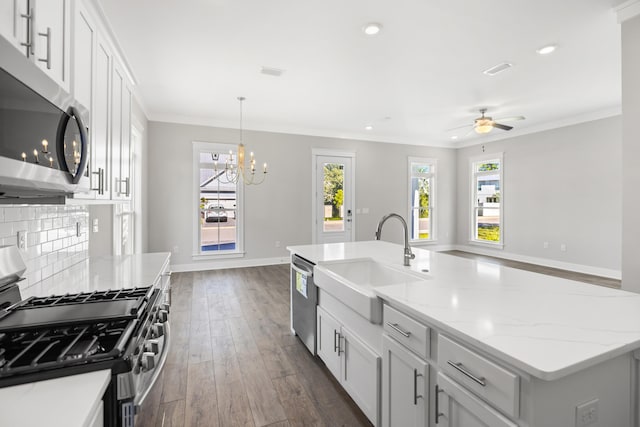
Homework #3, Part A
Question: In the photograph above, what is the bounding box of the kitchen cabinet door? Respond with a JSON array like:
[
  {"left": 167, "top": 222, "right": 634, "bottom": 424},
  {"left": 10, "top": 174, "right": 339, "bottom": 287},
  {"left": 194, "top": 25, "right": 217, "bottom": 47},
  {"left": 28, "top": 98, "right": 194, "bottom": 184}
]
[
  {"left": 316, "top": 305, "right": 341, "bottom": 380},
  {"left": 118, "top": 84, "right": 132, "bottom": 199},
  {"left": 110, "top": 59, "right": 123, "bottom": 197},
  {"left": 382, "top": 335, "right": 428, "bottom": 427},
  {"left": 92, "top": 34, "right": 111, "bottom": 199},
  {"left": 435, "top": 372, "right": 517, "bottom": 427},
  {"left": 341, "top": 326, "right": 380, "bottom": 426},
  {"left": 0, "top": 0, "right": 28, "bottom": 52},
  {"left": 111, "top": 58, "right": 132, "bottom": 200},
  {"left": 72, "top": 1, "right": 94, "bottom": 111},
  {"left": 33, "top": 0, "right": 69, "bottom": 91}
]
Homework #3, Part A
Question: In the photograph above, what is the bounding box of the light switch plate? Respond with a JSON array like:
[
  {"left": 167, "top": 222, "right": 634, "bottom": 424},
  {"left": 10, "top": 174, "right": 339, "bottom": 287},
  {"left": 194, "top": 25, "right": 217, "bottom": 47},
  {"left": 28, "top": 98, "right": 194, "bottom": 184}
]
[
  {"left": 576, "top": 399, "right": 598, "bottom": 427},
  {"left": 17, "top": 230, "right": 27, "bottom": 250}
]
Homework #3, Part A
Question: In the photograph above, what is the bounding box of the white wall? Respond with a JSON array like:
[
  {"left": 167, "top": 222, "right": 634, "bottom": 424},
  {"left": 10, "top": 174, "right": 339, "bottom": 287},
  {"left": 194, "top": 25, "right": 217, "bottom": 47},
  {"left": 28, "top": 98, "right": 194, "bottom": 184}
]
[
  {"left": 622, "top": 14, "right": 640, "bottom": 291},
  {"left": 456, "top": 116, "right": 622, "bottom": 276},
  {"left": 147, "top": 122, "right": 457, "bottom": 269}
]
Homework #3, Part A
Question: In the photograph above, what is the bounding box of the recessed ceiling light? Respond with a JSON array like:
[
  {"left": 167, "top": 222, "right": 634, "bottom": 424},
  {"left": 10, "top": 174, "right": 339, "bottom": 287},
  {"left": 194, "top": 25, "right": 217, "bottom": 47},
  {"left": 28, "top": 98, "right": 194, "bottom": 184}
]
[
  {"left": 536, "top": 44, "right": 557, "bottom": 55},
  {"left": 365, "top": 125, "right": 373, "bottom": 130},
  {"left": 363, "top": 23, "right": 383, "bottom": 36},
  {"left": 451, "top": 135, "right": 458, "bottom": 140}
]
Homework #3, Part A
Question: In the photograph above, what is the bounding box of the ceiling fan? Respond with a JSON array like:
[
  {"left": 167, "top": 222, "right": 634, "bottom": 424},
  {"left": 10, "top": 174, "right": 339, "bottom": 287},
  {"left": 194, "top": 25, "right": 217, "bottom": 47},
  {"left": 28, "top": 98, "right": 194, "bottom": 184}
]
[{"left": 450, "top": 108, "right": 525, "bottom": 135}]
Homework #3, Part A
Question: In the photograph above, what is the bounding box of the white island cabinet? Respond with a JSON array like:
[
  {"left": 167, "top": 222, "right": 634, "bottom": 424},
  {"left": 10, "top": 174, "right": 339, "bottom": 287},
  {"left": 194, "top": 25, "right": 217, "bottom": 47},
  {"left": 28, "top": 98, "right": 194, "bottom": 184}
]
[{"left": 288, "top": 241, "right": 640, "bottom": 427}]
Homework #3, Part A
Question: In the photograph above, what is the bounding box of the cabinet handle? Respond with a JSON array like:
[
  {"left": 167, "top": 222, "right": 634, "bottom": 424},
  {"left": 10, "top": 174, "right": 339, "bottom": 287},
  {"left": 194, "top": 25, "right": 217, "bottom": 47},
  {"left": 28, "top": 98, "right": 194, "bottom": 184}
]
[
  {"left": 20, "top": 7, "right": 34, "bottom": 56},
  {"left": 333, "top": 330, "right": 343, "bottom": 355},
  {"left": 91, "top": 168, "right": 105, "bottom": 193},
  {"left": 447, "top": 360, "right": 487, "bottom": 387},
  {"left": 37, "top": 27, "right": 51, "bottom": 69},
  {"left": 386, "top": 322, "right": 411, "bottom": 338},
  {"left": 125, "top": 177, "right": 130, "bottom": 197},
  {"left": 413, "top": 368, "right": 423, "bottom": 405},
  {"left": 435, "top": 384, "right": 444, "bottom": 424}
]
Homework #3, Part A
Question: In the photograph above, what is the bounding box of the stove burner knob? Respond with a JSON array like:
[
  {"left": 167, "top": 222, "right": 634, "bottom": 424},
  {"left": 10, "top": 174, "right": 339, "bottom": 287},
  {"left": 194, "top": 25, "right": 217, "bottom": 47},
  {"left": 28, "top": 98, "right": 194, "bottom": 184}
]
[
  {"left": 157, "top": 309, "right": 169, "bottom": 323},
  {"left": 152, "top": 323, "right": 165, "bottom": 338},
  {"left": 140, "top": 352, "right": 155, "bottom": 371},
  {"left": 160, "top": 303, "right": 170, "bottom": 313},
  {"left": 145, "top": 339, "right": 160, "bottom": 354}
]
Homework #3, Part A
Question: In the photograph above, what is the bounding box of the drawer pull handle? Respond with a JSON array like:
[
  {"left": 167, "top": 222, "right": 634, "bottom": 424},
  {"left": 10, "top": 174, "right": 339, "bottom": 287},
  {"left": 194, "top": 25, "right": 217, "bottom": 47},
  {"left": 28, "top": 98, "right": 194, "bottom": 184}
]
[
  {"left": 386, "top": 322, "right": 411, "bottom": 338},
  {"left": 447, "top": 360, "right": 487, "bottom": 387},
  {"left": 413, "top": 369, "right": 423, "bottom": 405},
  {"left": 435, "top": 384, "right": 444, "bottom": 424}
]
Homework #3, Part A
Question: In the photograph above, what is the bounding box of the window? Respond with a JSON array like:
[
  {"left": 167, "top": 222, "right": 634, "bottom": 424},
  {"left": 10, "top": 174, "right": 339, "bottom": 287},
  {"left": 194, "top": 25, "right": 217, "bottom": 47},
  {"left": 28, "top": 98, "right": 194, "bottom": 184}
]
[
  {"left": 471, "top": 154, "right": 503, "bottom": 245},
  {"left": 193, "top": 142, "right": 243, "bottom": 257},
  {"left": 408, "top": 158, "right": 436, "bottom": 242}
]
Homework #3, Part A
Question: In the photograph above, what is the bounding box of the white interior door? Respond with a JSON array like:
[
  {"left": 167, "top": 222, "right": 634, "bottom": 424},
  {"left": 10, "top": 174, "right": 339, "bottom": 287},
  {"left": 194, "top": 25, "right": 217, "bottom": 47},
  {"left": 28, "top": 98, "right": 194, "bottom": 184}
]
[{"left": 313, "top": 152, "right": 355, "bottom": 244}]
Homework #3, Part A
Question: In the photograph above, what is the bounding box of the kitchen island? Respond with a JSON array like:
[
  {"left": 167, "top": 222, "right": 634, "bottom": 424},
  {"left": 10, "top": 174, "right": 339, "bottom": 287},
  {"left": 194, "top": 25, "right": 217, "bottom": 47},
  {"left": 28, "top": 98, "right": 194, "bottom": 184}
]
[{"left": 288, "top": 241, "right": 640, "bottom": 427}]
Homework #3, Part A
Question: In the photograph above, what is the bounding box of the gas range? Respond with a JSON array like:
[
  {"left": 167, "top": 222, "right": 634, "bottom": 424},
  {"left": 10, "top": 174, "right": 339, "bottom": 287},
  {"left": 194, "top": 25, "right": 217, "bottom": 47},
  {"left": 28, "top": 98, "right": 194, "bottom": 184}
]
[{"left": 0, "top": 247, "right": 171, "bottom": 427}]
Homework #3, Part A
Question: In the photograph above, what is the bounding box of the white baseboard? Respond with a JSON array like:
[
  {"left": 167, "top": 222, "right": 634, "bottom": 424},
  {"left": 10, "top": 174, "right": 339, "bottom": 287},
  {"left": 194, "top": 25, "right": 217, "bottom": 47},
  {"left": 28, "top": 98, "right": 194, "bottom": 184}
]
[
  {"left": 171, "top": 256, "right": 289, "bottom": 273},
  {"left": 451, "top": 244, "right": 621, "bottom": 280}
]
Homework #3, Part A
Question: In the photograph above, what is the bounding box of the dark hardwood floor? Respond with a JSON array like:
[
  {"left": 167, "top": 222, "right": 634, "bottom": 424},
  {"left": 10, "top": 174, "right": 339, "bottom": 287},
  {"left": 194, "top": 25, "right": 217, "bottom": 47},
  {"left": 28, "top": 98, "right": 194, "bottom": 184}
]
[{"left": 135, "top": 265, "right": 372, "bottom": 427}]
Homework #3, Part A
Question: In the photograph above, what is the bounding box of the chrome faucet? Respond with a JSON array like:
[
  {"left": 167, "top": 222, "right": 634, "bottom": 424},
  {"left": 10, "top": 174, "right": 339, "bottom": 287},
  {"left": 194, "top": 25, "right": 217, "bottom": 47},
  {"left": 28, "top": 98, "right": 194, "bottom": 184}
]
[{"left": 374, "top": 213, "right": 416, "bottom": 266}]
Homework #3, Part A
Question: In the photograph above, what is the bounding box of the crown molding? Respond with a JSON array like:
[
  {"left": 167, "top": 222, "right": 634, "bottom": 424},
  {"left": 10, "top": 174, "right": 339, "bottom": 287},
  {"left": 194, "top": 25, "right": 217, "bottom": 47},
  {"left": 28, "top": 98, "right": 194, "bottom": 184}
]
[{"left": 615, "top": 0, "right": 640, "bottom": 23}]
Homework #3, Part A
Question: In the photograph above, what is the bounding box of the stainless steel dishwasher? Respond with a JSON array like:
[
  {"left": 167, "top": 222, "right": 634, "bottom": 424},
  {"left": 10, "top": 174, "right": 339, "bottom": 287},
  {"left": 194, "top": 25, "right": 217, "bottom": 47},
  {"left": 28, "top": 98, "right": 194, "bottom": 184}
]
[{"left": 291, "top": 254, "right": 318, "bottom": 355}]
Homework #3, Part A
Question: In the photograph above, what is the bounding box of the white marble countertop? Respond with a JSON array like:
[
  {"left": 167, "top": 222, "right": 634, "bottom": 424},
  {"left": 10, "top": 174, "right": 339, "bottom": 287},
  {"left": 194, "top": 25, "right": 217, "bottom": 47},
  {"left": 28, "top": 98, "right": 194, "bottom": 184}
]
[
  {"left": 0, "top": 370, "right": 111, "bottom": 427},
  {"left": 288, "top": 241, "right": 640, "bottom": 381}
]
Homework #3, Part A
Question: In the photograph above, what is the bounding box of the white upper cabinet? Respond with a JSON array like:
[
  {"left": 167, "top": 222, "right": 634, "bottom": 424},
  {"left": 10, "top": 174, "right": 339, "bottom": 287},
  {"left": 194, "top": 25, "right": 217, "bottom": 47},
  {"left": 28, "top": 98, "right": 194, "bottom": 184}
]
[
  {"left": 72, "top": 1, "right": 94, "bottom": 111},
  {"left": 32, "top": 0, "right": 69, "bottom": 90},
  {"left": 0, "top": 0, "right": 29, "bottom": 54},
  {"left": 111, "top": 59, "right": 132, "bottom": 200},
  {"left": 1, "top": 0, "right": 70, "bottom": 91}
]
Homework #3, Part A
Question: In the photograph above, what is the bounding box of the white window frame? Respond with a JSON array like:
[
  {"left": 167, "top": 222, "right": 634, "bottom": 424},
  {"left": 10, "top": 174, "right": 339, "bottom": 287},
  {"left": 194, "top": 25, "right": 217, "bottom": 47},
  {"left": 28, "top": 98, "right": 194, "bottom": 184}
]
[
  {"left": 192, "top": 141, "right": 245, "bottom": 260},
  {"left": 470, "top": 152, "right": 503, "bottom": 248},
  {"left": 408, "top": 157, "right": 437, "bottom": 243}
]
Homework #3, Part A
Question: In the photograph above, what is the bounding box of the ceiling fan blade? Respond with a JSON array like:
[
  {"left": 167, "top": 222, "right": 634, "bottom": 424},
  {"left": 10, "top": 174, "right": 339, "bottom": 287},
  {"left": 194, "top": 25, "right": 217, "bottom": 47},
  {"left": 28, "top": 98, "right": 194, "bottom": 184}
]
[
  {"left": 492, "top": 123, "right": 513, "bottom": 131},
  {"left": 446, "top": 123, "right": 473, "bottom": 132},
  {"left": 495, "top": 115, "right": 525, "bottom": 122}
]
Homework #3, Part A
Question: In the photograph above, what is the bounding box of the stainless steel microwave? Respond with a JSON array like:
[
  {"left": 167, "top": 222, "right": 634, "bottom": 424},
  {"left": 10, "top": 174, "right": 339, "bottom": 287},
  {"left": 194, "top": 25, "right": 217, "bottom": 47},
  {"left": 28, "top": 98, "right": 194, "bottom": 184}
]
[{"left": 0, "top": 36, "right": 89, "bottom": 203}]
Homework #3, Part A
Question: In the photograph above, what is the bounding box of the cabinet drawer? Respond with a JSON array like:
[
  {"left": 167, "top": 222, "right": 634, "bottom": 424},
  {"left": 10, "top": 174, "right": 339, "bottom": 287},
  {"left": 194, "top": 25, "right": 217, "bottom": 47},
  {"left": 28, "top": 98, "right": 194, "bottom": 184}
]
[
  {"left": 383, "top": 305, "right": 429, "bottom": 359},
  {"left": 437, "top": 335, "right": 519, "bottom": 418}
]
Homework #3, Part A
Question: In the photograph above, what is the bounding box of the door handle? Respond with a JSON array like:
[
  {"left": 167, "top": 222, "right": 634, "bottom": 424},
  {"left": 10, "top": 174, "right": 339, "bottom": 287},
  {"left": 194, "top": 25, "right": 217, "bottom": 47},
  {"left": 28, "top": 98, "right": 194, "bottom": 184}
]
[
  {"left": 413, "top": 369, "right": 423, "bottom": 405},
  {"left": 37, "top": 27, "right": 51, "bottom": 69}
]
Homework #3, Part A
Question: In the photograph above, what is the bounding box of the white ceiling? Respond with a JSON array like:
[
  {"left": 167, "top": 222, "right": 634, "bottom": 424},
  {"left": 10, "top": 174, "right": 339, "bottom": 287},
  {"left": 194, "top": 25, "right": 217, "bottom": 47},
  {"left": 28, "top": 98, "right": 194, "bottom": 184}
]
[{"left": 96, "top": 0, "right": 622, "bottom": 147}]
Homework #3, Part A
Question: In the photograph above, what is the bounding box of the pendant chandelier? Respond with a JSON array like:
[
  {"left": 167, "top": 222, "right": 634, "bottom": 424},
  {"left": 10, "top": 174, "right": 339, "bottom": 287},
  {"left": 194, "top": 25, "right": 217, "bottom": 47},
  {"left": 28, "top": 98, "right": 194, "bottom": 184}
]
[{"left": 214, "top": 96, "right": 267, "bottom": 185}]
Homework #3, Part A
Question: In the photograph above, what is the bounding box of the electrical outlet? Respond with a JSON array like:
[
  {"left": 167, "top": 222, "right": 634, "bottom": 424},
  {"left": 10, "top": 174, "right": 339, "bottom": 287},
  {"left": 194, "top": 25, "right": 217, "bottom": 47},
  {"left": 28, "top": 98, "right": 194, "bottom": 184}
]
[
  {"left": 17, "top": 230, "right": 27, "bottom": 250},
  {"left": 92, "top": 218, "right": 99, "bottom": 233},
  {"left": 543, "top": 241, "right": 549, "bottom": 249},
  {"left": 172, "top": 246, "right": 179, "bottom": 254},
  {"left": 576, "top": 399, "right": 598, "bottom": 427},
  {"left": 275, "top": 241, "right": 281, "bottom": 248},
  {"left": 362, "top": 208, "right": 369, "bottom": 214},
  {"left": 560, "top": 243, "right": 567, "bottom": 252}
]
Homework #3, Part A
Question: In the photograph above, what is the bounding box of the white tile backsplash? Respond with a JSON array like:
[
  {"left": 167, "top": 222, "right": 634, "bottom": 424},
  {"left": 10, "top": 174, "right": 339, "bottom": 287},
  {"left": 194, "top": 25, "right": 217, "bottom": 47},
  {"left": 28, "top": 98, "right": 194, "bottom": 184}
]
[{"left": 0, "top": 205, "right": 89, "bottom": 297}]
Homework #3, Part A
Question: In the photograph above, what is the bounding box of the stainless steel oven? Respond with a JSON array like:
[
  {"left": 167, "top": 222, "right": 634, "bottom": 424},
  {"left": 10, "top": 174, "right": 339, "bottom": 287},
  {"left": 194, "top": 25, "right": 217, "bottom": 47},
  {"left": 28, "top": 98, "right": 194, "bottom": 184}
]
[{"left": 0, "top": 247, "right": 171, "bottom": 427}]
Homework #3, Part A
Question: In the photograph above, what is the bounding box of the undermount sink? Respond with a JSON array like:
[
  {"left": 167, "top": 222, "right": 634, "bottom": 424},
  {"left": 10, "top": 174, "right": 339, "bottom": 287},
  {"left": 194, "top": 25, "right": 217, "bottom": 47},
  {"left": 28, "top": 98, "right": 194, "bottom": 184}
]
[{"left": 314, "top": 258, "right": 428, "bottom": 323}]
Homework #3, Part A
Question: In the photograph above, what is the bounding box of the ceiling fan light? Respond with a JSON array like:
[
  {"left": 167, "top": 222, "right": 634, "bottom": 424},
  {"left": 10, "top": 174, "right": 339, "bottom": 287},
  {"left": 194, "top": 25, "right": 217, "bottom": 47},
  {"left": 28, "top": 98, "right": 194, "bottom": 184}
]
[{"left": 475, "top": 119, "right": 494, "bottom": 134}]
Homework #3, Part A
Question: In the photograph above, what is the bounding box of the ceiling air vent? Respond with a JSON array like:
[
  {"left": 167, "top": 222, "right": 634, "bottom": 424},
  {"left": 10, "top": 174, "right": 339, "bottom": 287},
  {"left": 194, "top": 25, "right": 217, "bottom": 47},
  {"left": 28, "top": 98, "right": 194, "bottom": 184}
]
[
  {"left": 260, "top": 66, "right": 285, "bottom": 77},
  {"left": 482, "top": 62, "right": 513, "bottom": 76}
]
